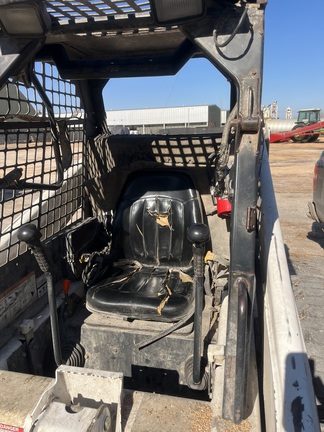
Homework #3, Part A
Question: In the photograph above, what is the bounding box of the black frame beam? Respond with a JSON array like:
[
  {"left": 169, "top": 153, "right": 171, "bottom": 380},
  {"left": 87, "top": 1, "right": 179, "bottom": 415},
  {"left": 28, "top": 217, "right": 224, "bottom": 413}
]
[
  {"left": 182, "top": 1, "right": 266, "bottom": 423},
  {"left": 38, "top": 39, "right": 198, "bottom": 79}
]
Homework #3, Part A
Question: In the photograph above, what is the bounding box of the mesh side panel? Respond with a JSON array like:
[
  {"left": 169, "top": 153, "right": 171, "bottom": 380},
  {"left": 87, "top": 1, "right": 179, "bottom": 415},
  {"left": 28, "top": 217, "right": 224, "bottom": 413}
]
[
  {"left": 0, "top": 63, "right": 85, "bottom": 267},
  {"left": 84, "top": 133, "right": 220, "bottom": 219},
  {"left": 150, "top": 135, "right": 218, "bottom": 166},
  {"left": 96, "top": 134, "right": 219, "bottom": 167}
]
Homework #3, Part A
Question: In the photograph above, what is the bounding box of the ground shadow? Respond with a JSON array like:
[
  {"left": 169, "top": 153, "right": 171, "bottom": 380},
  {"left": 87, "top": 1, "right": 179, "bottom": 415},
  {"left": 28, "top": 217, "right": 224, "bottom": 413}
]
[
  {"left": 284, "top": 244, "right": 297, "bottom": 276},
  {"left": 307, "top": 222, "right": 324, "bottom": 250},
  {"left": 284, "top": 353, "right": 321, "bottom": 430},
  {"left": 309, "top": 358, "right": 324, "bottom": 425}
]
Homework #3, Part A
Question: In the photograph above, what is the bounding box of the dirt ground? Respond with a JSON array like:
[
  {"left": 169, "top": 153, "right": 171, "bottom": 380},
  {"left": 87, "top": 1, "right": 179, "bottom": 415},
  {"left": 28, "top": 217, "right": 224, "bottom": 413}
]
[{"left": 269, "top": 138, "right": 324, "bottom": 425}]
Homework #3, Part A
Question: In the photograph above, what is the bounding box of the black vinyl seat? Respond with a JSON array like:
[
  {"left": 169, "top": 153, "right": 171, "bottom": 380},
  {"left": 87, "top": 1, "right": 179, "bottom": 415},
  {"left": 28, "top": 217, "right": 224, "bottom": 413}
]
[{"left": 86, "top": 170, "right": 205, "bottom": 322}]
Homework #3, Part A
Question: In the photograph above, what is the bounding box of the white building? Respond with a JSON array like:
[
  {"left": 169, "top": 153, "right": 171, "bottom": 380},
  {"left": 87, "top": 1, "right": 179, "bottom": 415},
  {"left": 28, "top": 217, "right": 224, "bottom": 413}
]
[{"left": 106, "top": 105, "right": 228, "bottom": 134}]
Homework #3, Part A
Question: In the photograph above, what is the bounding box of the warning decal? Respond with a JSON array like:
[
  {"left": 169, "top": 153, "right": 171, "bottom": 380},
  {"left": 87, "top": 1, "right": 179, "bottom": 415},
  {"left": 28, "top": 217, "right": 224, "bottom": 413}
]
[{"left": 0, "top": 423, "right": 23, "bottom": 432}]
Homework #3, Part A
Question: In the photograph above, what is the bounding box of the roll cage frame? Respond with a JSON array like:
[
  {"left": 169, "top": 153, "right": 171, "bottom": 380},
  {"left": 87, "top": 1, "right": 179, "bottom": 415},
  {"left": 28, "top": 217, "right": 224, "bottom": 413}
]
[{"left": 0, "top": 0, "right": 267, "bottom": 423}]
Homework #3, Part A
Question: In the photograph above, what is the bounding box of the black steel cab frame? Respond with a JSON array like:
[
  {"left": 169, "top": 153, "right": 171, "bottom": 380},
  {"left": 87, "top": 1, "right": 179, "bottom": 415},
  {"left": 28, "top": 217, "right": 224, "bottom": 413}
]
[{"left": 0, "top": 1, "right": 319, "bottom": 431}]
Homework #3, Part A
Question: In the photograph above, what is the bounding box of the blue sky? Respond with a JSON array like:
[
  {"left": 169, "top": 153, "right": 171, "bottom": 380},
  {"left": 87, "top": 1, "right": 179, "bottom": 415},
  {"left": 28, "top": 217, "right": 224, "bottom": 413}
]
[{"left": 104, "top": 1, "right": 324, "bottom": 118}]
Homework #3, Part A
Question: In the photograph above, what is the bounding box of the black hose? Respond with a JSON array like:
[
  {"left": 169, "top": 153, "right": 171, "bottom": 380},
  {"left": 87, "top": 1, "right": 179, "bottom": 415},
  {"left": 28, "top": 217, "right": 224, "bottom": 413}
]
[
  {"left": 215, "top": 103, "right": 238, "bottom": 195},
  {"left": 44, "top": 271, "right": 63, "bottom": 366},
  {"left": 136, "top": 304, "right": 195, "bottom": 349},
  {"left": 213, "top": 6, "right": 248, "bottom": 48}
]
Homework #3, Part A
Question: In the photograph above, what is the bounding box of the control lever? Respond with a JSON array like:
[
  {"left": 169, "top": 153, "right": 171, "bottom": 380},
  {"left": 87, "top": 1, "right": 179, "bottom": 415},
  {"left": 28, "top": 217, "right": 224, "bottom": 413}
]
[
  {"left": 187, "top": 223, "right": 210, "bottom": 386},
  {"left": 17, "top": 223, "right": 63, "bottom": 366}
]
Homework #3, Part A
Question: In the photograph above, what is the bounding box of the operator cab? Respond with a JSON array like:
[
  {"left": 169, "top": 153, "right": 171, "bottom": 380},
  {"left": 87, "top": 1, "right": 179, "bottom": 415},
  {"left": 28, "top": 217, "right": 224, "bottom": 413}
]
[
  {"left": 1, "top": 1, "right": 318, "bottom": 431},
  {"left": 297, "top": 108, "right": 321, "bottom": 124}
]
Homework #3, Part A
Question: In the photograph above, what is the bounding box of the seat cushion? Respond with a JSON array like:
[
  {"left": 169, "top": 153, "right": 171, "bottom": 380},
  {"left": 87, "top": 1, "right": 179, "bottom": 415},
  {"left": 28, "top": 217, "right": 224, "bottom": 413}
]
[
  {"left": 112, "top": 170, "right": 203, "bottom": 267},
  {"left": 86, "top": 170, "right": 204, "bottom": 322},
  {"left": 86, "top": 261, "right": 194, "bottom": 322}
]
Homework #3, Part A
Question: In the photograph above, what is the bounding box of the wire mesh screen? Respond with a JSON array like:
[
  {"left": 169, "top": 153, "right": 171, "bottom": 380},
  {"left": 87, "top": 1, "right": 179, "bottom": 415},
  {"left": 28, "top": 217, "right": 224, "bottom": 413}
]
[
  {"left": 84, "top": 133, "right": 220, "bottom": 219},
  {"left": 0, "top": 63, "right": 85, "bottom": 267},
  {"left": 45, "top": 0, "right": 151, "bottom": 21}
]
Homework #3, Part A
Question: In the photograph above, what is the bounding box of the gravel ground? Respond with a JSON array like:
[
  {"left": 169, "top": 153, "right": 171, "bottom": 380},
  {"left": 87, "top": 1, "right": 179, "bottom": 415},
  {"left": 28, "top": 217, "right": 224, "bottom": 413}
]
[{"left": 269, "top": 138, "right": 324, "bottom": 427}]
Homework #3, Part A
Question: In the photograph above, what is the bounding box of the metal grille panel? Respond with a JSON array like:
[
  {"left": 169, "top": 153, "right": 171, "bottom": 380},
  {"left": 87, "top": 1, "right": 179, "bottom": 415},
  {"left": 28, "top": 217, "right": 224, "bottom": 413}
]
[
  {"left": 45, "top": 0, "right": 151, "bottom": 21},
  {"left": 0, "top": 63, "right": 85, "bottom": 267}
]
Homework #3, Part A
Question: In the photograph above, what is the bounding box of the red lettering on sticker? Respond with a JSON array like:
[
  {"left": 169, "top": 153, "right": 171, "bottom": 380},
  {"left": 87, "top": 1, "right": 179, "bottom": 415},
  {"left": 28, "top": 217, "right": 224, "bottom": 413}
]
[{"left": 0, "top": 423, "right": 23, "bottom": 432}]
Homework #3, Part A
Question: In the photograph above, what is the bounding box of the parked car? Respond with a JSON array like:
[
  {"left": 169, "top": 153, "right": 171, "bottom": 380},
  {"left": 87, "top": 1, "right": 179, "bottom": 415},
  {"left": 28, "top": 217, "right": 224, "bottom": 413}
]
[{"left": 308, "top": 150, "right": 324, "bottom": 222}]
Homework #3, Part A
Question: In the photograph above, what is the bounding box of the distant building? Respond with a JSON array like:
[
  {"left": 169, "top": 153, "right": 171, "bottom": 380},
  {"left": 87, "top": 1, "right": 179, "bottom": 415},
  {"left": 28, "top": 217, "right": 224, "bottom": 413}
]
[{"left": 106, "top": 105, "right": 228, "bottom": 134}]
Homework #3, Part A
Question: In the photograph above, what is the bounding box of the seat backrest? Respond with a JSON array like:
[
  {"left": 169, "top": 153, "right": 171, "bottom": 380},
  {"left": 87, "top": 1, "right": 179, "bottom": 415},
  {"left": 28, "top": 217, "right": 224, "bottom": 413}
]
[{"left": 112, "top": 170, "right": 204, "bottom": 267}]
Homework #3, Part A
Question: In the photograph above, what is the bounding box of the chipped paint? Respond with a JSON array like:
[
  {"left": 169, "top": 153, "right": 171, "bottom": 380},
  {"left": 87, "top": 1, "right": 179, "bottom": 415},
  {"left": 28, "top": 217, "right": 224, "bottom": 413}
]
[
  {"left": 157, "top": 295, "right": 170, "bottom": 315},
  {"left": 179, "top": 271, "right": 193, "bottom": 283},
  {"left": 165, "top": 284, "right": 172, "bottom": 296},
  {"left": 108, "top": 260, "right": 142, "bottom": 285},
  {"left": 136, "top": 224, "right": 144, "bottom": 239},
  {"left": 157, "top": 269, "right": 172, "bottom": 314},
  {"left": 156, "top": 269, "right": 193, "bottom": 314},
  {"left": 146, "top": 208, "right": 173, "bottom": 230}
]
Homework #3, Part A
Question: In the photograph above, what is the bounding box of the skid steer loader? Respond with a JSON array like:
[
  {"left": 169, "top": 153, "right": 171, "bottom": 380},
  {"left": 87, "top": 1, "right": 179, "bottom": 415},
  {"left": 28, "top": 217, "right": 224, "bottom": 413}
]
[{"left": 0, "top": 0, "right": 319, "bottom": 430}]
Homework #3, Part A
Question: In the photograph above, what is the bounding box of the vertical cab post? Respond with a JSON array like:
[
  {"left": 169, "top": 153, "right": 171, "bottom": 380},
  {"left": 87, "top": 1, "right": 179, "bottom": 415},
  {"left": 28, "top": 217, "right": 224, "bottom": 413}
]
[{"left": 182, "top": 1, "right": 267, "bottom": 422}]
